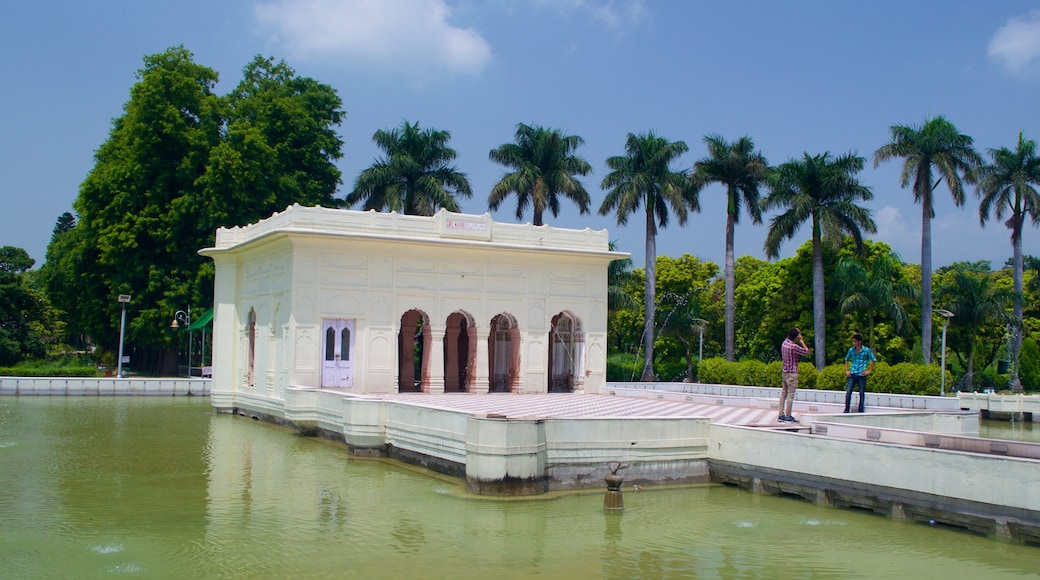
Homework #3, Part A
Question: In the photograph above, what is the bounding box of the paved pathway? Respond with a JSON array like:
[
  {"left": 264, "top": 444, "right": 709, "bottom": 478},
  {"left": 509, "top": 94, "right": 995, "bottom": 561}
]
[{"left": 363, "top": 393, "right": 798, "bottom": 428}]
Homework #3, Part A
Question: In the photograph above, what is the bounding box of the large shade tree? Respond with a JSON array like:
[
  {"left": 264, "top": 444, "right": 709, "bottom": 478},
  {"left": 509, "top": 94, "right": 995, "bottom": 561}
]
[
  {"left": 975, "top": 131, "right": 1040, "bottom": 391},
  {"left": 487, "top": 123, "right": 592, "bottom": 226},
  {"left": 763, "top": 152, "right": 876, "bottom": 369},
  {"left": 346, "top": 120, "right": 472, "bottom": 215},
  {"left": 874, "top": 116, "right": 981, "bottom": 364},
  {"left": 59, "top": 46, "right": 345, "bottom": 374},
  {"left": 691, "top": 135, "right": 768, "bottom": 361},
  {"left": 599, "top": 132, "right": 698, "bottom": 381}
]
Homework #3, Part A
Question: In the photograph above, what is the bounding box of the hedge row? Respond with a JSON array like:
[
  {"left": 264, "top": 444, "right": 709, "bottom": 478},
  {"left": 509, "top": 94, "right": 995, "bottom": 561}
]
[
  {"left": 0, "top": 367, "right": 103, "bottom": 378},
  {"left": 698, "top": 357, "right": 949, "bottom": 396}
]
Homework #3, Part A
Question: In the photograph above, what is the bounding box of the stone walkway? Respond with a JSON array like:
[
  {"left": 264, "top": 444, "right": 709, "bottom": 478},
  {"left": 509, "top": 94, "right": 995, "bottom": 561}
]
[{"left": 362, "top": 393, "right": 797, "bottom": 428}]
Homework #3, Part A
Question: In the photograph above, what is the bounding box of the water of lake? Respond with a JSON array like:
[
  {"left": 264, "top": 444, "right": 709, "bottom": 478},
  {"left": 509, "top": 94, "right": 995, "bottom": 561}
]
[{"left": 1, "top": 397, "right": 1036, "bottom": 578}]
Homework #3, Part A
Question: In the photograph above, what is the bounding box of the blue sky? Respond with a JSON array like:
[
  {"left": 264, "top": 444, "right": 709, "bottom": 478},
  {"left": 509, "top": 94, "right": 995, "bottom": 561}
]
[{"left": 3, "top": 1, "right": 1039, "bottom": 270}]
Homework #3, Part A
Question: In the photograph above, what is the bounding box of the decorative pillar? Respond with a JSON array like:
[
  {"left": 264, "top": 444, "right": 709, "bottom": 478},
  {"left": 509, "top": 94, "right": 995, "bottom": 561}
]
[
  {"left": 474, "top": 327, "right": 490, "bottom": 394},
  {"left": 427, "top": 324, "right": 445, "bottom": 394}
]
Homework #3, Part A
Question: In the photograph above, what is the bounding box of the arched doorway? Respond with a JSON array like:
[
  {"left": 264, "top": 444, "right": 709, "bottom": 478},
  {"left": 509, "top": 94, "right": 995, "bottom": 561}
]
[
  {"left": 488, "top": 313, "right": 520, "bottom": 393},
  {"left": 398, "top": 309, "right": 431, "bottom": 393},
  {"left": 549, "top": 311, "right": 584, "bottom": 392},
  {"left": 444, "top": 311, "right": 476, "bottom": 393}
]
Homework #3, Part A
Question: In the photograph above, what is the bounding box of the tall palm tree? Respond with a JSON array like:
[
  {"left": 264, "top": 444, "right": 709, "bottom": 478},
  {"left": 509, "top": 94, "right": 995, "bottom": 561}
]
[
  {"left": 345, "top": 120, "right": 472, "bottom": 215},
  {"left": 599, "top": 132, "right": 698, "bottom": 381},
  {"left": 488, "top": 124, "right": 592, "bottom": 226},
  {"left": 763, "top": 152, "right": 876, "bottom": 369},
  {"left": 691, "top": 135, "right": 768, "bottom": 361},
  {"left": 936, "top": 269, "right": 1017, "bottom": 390},
  {"left": 833, "top": 252, "right": 918, "bottom": 351},
  {"left": 976, "top": 131, "right": 1040, "bottom": 391},
  {"left": 874, "top": 116, "right": 981, "bottom": 364}
]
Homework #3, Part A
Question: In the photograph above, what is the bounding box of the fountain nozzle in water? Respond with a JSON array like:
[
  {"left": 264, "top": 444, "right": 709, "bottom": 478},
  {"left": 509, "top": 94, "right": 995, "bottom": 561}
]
[{"left": 604, "top": 461, "right": 624, "bottom": 511}]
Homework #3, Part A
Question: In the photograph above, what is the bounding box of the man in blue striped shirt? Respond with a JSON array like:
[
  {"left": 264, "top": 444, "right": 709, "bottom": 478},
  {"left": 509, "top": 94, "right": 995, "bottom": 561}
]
[{"left": 844, "top": 333, "right": 876, "bottom": 413}]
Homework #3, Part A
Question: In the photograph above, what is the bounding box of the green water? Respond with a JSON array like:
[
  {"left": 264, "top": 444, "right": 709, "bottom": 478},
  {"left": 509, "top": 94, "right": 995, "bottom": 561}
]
[{"left": 1, "top": 397, "right": 1037, "bottom": 579}]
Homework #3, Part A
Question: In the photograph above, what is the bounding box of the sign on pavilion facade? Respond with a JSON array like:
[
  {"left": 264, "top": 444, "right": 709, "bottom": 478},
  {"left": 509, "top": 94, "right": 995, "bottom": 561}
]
[{"left": 200, "top": 205, "right": 626, "bottom": 403}]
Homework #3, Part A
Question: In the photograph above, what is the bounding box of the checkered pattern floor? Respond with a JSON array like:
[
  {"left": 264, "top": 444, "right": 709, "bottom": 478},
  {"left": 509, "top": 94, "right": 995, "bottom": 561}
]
[{"left": 359, "top": 393, "right": 798, "bottom": 428}]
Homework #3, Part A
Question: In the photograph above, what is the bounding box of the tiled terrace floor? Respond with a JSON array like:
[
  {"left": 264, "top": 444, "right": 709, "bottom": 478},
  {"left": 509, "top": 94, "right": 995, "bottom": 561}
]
[{"left": 361, "top": 393, "right": 797, "bottom": 428}]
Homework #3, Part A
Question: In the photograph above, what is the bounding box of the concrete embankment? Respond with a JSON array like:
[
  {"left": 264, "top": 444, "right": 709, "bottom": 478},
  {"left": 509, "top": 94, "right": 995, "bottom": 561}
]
[{"left": 0, "top": 377, "right": 210, "bottom": 396}]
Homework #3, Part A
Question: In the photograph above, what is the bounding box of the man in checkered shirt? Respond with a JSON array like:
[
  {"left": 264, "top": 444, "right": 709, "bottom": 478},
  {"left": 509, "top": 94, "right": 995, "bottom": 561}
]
[{"left": 779, "top": 328, "right": 810, "bottom": 422}]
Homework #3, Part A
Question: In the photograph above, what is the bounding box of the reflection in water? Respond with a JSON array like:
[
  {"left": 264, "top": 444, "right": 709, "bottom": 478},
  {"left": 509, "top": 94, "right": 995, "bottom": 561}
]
[
  {"left": 981, "top": 418, "right": 1040, "bottom": 443},
  {"left": 1, "top": 397, "right": 1038, "bottom": 578}
]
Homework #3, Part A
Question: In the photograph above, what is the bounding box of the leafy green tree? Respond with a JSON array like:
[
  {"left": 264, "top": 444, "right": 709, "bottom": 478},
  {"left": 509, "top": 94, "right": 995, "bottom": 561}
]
[
  {"left": 656, "top": 254, "right": 718, "bottom": 381},
  {"left": 730, "top": 255, "right": 794, "bottom": 361},
  {"left": 691, "top": 135, "right": 768, "bottom": 362},
  {"left": 763, "top": 152, "right": 876, "bottom": 369},
  {"left": 599, "top": 132, "right": 698, "bottom": 381},
  {"left": 976, "top": 131, "right": 1040, "bottom": 391},
  {"left": 0, "top": 247, "right": 48, "bottom": 364},
  {"left": 199, "top": 55, "right": 344, "bottom": 227},
  {"left": 488, "top": 124, "right": 592, "bottom": 226},
  {"left": 936, "top": 267, "right": 1017, "bottom": 389},
  {"left": 833, "top": 251, "right": 918, "bottom": 358},
  {"left": 39, "top": 213, "right": 85, "bottom": 348},
  {"left": 874, "top": 116, "right": 982, "bottom": 364},
  {"left": 346, "top": 120, "right": 472, "bottom": 215},
  {"left": 73, "top": 46, "right": 223, "bottom": 372},
  {"left": 59, "top": 46, "right": 346, "bottom": 374}
]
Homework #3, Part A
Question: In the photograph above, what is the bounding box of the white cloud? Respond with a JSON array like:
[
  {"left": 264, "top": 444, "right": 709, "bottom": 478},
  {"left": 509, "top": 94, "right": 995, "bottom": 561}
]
[
  {"left": 254, "top": 0, "right": 492, "bottom": 76},
  {"left": 874, "top": 206, "right": 919, "bottom": 260},
  {"left": 988, "top": 11, "right": 1040, "bottom": 75},
  {"left": 533, "top": 0, "right": 646, "bottom": 30}
]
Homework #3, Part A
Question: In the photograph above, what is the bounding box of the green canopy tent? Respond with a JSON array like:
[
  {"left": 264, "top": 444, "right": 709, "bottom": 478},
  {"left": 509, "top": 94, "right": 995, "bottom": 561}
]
[{"left": 188, "top": 309, "right": 214, "bottom": 377}]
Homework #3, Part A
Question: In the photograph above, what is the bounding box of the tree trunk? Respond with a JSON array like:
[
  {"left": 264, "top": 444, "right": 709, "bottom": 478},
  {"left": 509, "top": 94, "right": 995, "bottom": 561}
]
[
  {"left": 1011, "top": 219, "right": 1024, "bottom": 392},
  {"left": 724, "top": 212, "right": 736, "bottom": 362},
  {"left": 812, "top": 231, "right": 826, "bottom": 370},
  {"left": 921, "top": 203, "right": 933, "bottom": 365},
  {"left": 641, "top": 207, "right": 657, "bottom": 382}
]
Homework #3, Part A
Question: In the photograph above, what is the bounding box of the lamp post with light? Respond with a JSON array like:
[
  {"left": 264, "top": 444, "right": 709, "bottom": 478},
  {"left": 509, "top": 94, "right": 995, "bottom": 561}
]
[
  {"left": 171, "top": 308, "right": 192, "bottom": 378},
  {"left": 935, "top": 308, "right": 954, "bottom": 396},
  {"left": 116, "top": 294, "right": 131, "bottom": 378}
]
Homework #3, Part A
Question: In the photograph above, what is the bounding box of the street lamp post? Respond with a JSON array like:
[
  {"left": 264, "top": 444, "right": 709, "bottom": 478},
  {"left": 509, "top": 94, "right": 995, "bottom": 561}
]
[
  {"left": 692, "top": 318, "right": 707, "bottom": 364},
  {"left": 172, "top": 307, "right": 192, "bottom": 378},
  {"left": 935, "top": 309, "right": 954, "bottom": 396},
  {"left": 117, "top": 294, "right": 131, "bottom": 378}
]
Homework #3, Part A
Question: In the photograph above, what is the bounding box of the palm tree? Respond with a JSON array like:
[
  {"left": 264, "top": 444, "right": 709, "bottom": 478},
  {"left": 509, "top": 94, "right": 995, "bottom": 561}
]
[
  {"left": 936, "top": 269, "right": 1017, "bottom": 390},
  {"left": 976, "top": 131, "right": 1040, "bottom": 391},
  {"left": 763, "top": 152, "right": 876, "bottom": 369},
  {"left": 488, "top": 124, "right": 592, "bottom": 226},
  {"left": 833, "top": 252, "right": 918, "bottom": 351},
  {"left": 874, "top": 116, "right": 981, "bottom": 364},
  {"left": 599, "top": 132, "right": 698, "bottom": 381},
  {"left": 345, "top": 120, "right": 472, "bottom": 215},
  {"left": 691, "top": 134, "right": 768, "bottom": 361}
]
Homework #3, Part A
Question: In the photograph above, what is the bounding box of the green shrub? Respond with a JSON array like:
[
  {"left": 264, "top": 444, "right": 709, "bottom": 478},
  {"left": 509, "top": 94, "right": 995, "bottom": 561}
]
[
  {"left": 0, "top": 366, "right": 102, "bottom": 377},
  {"left": 655, "top": 358, "right": 689, "bottom": 382},
  {"left": 763, "top": 361, "right": 782, "bottom": 387},
  {"left": 675, "top": 357, "right": 944, "bottom": 395},
  {"left": 737, "top": 360, "right": 767, "bottom": 386},
  {"left": 606, "top": 353, "right": 643, "bottom": 382},
  {"left": 698, "top": 357, "right": 740, "bottom": 385}
]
